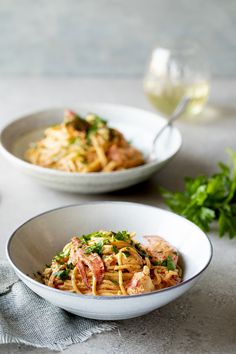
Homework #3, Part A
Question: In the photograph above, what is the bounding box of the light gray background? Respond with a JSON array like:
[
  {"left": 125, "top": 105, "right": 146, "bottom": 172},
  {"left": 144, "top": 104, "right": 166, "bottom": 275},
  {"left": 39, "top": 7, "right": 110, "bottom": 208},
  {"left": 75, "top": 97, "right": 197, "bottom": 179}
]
[
  {"left": 0, "top": 1, "right": 236, "bottom": 353},
  {"left": 0, "top": 0, "right": 236, "bottom": 77}
]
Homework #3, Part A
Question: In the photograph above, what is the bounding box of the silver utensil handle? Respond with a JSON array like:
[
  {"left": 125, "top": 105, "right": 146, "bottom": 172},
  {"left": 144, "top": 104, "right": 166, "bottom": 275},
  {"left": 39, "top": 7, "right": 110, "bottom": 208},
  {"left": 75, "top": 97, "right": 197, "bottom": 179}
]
[{"left": 152, "top": 96, "right": 190, "bottom": 148}]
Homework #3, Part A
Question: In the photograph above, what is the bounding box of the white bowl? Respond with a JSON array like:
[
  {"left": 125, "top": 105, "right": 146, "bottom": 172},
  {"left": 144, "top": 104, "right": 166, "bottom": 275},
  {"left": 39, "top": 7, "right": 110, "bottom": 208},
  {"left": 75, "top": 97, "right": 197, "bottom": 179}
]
[
  {"left": 7, "top": 202, "right": 212, "bottom": 320},
  {"left": 0, "top": 103, "right": 182, "bottom": 193}
]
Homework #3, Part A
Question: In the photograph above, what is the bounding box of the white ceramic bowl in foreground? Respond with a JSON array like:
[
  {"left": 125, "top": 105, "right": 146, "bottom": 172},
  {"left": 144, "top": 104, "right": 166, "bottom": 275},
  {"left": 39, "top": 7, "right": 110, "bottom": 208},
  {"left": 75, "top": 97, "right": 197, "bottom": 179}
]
[
  {"left": 7, "top": 202, "right": 212, "bottom": 320},
  {"left": 0, "top": 103, "right": 182, "bottom": 193}
]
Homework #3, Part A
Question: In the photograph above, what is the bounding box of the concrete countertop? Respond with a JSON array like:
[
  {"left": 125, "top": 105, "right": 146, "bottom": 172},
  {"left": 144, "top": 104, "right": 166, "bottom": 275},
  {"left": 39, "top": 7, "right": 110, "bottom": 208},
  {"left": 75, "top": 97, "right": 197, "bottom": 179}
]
[{"left": 0, "top": 78, "right": 236, "bottom": 354}]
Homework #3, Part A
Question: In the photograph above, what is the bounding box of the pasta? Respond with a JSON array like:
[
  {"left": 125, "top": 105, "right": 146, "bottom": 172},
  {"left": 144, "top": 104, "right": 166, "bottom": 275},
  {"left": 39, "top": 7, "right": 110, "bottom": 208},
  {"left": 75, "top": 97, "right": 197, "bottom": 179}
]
[
  {"left": 25, "top": 110, "right": 144, "bottom": 172},
  {"left": 40, "top": 231, "right": 182, "bottom": 296}
]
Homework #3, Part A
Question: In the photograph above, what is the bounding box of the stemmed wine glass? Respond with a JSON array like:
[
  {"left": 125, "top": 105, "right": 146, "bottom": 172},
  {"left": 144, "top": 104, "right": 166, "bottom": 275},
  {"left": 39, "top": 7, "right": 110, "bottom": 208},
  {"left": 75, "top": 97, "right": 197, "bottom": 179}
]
[{"left": 144, "top": 41, "right": 210, "bottom": 119}]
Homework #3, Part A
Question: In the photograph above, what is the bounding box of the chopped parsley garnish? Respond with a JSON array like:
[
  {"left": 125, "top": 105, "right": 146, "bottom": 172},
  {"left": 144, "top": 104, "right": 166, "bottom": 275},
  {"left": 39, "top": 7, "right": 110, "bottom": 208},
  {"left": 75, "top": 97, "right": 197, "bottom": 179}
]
[
  {"left": 52, "top": 247, "right": 70, "bottom": 262},
  {"left": 64, "top": 113, "right": 90, "bottom": 131},
  {"left": 151, "top": 260, "right": 161, "bottom": 266},
  {"left": 91, "top": 115, "right": 107, "bottom": 126},
  {"left": 86, "top": 115, "right": 107, "bottom": 143},
  {"left": 81, "top": 231, "right": 104, "bottom": 243},
  {"left": 54, "top": 269, "right": 69, "bottom": 281},
  {"left": 166, "top": 256, "right": 176, "bottom": 270},
  {"left": 162, "top": 256, "right": 176, "bottom": 271},
  {"left": 112, "top": 245, "right": 119, "bottom": 254},
  {"left": 114, "top": 231, "right": 130, "bottom": 241},
  {"left": 68, "top": 137, "right": 80, "bottom": 145},
  {"left": 86, "top": 125, "right": 98, "bottom": 143},
  {"left": 52, "top": 251, "right": 65, "bottom": 263},
  {"left": 123, "top": 251, "right": 130, "bottom": 258},
  {"left": 103, "top": 238, "right": 111, "bottom": 245},
  {"left": 152, "top": 256, "right": 176, "bottom": 270},
  {"left": 84, "top": 241, "right": 104, "bottom": 255},
  {"left": 81, "top": 234, "right": 92, "bottom": 243},
  {"left": 66, "top": 262, "right": 74, "bottom": 270},
  {"left": 134, "top": 243, "right": 148, "bottom": 258}
]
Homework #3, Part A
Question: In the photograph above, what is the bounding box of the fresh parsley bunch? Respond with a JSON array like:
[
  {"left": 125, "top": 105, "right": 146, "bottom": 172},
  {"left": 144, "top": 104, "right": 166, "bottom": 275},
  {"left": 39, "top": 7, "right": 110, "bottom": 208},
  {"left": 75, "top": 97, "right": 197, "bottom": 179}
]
[{"left": 161, "top": 149, "right": 236, "bottom": 238}]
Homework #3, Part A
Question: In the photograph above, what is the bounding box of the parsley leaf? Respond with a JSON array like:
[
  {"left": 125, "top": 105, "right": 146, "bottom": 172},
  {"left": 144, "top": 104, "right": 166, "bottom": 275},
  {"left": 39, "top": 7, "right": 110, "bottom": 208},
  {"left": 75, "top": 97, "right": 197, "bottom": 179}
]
[
  {"left": 86, "top": 125, "right": 98, "bottom": 143},
  {"left": 52, "top": 251, "right": 66, "bottom": 263},
  {"left": 219, "top": 205, "right": 236, "bottom": 239},
  {"left": 122, "top": 251, "right": 130, "bottom": 257},
  {"left": 66, "top": 262, "right": 74, "bottom": 270},
  {"left": 134, "top": 243, "right": 148, "bottom": 258},
  {"left": 166, "top": 256, "right": 176, "bottom": 271},
  {"left": 90, "top": 115, "right": 107, "bottom": 126},
  {"left": 112, "top": 245, "right": 119, "bottom": 254},
  {"left": 161, "top": 148, "right": 236, "bottom": 239},
  {"left": 54, "top": 269, "right": 69, "bottom": 281},
  {"left": 84, "top": 241, "right": 104, "bottom": 255},
  {"left": 114, "top": 231, "right": 130, "bottom": 241},
  {"left": 151, "top": 260, "right": 161, "bottom": 266},
  {"left": 81, "top": 234, "right": 92, "bottom": 243},
  {"left": 160, "top": 256, "right": 176, "bottom": 270},
  {"left": 86, "top": 114, "right": 107, "bottom": 143},
  {"left": 81, "top": 232, "right": 104, "bottom": 244},
  {"left": 68, "top": 137, "right": 80, "bottom": 145}
]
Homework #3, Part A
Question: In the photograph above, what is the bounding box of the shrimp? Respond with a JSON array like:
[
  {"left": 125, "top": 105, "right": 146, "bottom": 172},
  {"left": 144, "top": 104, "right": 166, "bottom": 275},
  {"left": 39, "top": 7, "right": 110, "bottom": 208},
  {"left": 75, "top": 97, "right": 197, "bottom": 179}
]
[
  {"left": 69, "top": 237, "right": 105, "bottom": 289},
  {"left": 143, "top": 236, "right": 178, "bottom": 265},
  {"left": 127, "top": 266, "right": 155, "bottom": 295},
  {"left": 108, "top": 144, "right": 144, "bottom": 169}
]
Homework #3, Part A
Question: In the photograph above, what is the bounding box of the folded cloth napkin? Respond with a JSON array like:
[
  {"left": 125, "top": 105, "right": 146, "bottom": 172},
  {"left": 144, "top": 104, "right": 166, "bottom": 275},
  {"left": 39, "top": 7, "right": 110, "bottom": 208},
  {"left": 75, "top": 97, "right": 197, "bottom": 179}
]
[{"left": 0, "top": 260, "right": 116, "bottom": 351}]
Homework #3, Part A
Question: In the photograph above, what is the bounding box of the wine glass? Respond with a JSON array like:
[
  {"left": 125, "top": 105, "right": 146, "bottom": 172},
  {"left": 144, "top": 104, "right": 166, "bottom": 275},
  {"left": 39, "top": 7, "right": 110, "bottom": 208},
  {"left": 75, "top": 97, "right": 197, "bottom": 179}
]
[{"left": 144, "top": 41, "right": 210, "bottom": 118}]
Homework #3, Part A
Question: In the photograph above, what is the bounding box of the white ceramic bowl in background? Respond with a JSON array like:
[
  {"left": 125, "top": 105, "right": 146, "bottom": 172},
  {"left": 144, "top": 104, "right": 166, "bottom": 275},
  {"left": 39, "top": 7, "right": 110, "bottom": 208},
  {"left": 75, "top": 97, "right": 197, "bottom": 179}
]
[
  {"left": 7, "top": 202, "right": 212, "bottom": 320},
  {"left": 0, "top": 103, "right": 182, "bottom": 193}
]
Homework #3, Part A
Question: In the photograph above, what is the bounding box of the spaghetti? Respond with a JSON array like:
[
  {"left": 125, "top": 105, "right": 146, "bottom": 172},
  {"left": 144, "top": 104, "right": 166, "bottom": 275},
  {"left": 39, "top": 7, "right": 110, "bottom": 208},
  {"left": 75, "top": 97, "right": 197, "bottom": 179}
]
[
  {"left": 41, "top": 231, "right": 182, "bottom": 296},
  {"left": 25, "top": 110, "right": 144, "bottom": 172}
]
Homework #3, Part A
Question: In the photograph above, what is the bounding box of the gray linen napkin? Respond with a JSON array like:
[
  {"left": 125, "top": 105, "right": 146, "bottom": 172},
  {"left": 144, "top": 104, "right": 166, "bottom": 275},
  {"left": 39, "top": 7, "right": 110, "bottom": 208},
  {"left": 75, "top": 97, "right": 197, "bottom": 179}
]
[{"left": 0, "top": 260, "right": 116, "bottom": 351}]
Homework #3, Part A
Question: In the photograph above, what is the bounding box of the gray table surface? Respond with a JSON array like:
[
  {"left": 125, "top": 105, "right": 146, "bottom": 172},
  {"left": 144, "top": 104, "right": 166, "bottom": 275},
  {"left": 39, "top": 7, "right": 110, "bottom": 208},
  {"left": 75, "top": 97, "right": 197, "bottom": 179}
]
[{"left": 0, "top": 78, "right": 236, "bottom": 354}]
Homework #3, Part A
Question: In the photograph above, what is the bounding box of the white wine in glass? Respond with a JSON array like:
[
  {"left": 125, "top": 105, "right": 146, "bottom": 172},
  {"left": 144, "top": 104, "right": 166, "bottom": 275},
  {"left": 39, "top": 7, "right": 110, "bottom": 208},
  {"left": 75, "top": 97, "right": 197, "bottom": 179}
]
[{"left": 144, "top": 44, "right": 210, "bottom": 118}]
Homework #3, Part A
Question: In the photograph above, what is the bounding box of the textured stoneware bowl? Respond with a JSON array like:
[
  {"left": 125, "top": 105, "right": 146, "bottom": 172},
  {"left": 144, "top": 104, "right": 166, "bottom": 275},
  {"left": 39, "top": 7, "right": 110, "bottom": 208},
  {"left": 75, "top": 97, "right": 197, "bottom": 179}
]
[
  {"left": 0, "top": 103, "right": 182, "bottom": 193},
  {"left": 7, "top": 202, "right": 212, "bottom": 320}
]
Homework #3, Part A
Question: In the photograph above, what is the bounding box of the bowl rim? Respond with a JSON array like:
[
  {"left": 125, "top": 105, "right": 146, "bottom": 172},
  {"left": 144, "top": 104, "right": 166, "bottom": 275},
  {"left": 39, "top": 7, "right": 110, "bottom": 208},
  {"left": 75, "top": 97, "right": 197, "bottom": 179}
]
[
  {"left": 6, "top": 201, "right": 213, "bottom": 301},
  {"left": 0, "top": 103, "right": 182, "bottom": 178}
]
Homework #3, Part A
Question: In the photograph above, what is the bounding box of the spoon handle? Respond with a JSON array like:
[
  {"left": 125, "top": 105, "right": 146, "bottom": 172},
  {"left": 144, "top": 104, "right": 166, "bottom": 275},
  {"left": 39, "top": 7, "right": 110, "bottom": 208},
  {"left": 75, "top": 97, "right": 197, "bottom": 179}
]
[{"left": 150, "top": 96, "right": 190, "bottom": 156}]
